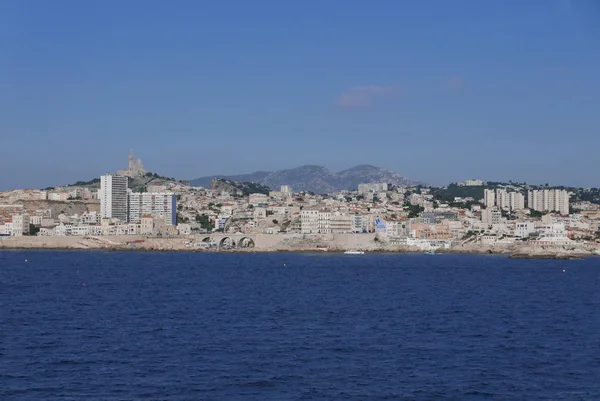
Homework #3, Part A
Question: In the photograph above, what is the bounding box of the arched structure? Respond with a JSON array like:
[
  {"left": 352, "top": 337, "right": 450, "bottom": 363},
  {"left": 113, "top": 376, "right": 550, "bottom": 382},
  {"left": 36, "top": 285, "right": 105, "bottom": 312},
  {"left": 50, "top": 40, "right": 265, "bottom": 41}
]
[
  {"left": 238, "top": 237, "right": 256, "bottom": 248},
  {"left": 219, "top": 237, "right": 236, "bottom": 249}
]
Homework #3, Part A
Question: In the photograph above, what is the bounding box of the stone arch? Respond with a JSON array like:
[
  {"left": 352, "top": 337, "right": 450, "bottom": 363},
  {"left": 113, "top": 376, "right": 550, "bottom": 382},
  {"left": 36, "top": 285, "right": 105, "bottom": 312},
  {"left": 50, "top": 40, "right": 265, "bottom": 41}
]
[
  {"left": 219, "top": 237, "right": 236, "bottom": 249},
  {"left": 238, "top": 237, "right": 256, "bottom": 248}
]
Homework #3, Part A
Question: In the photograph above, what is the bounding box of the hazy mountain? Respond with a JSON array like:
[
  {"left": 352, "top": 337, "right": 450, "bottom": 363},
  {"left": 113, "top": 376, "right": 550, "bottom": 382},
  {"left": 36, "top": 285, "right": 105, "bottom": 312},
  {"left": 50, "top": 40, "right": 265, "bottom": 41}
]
[{"left": 190, "top": 165, "right": 420, "bottom": 193}]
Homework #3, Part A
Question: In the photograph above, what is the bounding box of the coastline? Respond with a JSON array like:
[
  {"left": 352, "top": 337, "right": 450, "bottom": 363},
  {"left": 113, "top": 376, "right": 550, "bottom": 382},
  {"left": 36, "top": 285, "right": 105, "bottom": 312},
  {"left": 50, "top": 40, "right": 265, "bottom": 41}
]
[{"left": 1, "top": 235, "right": 596, "bottom": 259}]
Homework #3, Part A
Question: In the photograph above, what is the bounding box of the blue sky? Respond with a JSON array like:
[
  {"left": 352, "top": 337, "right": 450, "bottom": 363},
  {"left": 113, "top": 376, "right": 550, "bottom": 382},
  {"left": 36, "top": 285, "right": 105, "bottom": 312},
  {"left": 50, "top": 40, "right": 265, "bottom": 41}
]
[{"left": 1, "top": 0, "right": 599, "bottom": 190}]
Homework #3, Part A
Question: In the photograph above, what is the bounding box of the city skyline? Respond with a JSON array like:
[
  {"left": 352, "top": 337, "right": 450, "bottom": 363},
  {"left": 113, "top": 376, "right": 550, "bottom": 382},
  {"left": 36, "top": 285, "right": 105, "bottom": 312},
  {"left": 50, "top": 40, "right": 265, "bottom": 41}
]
[{"left": 1, "top": 1, "right": 599, "bottom": 190}]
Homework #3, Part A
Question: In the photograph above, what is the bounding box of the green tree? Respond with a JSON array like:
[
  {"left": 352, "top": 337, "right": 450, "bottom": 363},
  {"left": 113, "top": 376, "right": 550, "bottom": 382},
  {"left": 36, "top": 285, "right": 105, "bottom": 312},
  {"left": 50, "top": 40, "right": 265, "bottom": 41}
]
[
  {"left": 195, "top": 213, "right": 213, "bottom": 231},
  {"left": 28, "top": 224, "right": 40, "bottom": 236},
  {"left": 272, "top": 219, "right": 279, "bottom": 225}
]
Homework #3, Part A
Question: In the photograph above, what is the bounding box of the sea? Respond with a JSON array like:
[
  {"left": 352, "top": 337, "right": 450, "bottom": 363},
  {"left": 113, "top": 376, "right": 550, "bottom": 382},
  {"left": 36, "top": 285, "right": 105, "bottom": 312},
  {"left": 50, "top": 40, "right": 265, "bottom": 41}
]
[{"left": 1, "top": 251, "right": 599, "bottom": 400}]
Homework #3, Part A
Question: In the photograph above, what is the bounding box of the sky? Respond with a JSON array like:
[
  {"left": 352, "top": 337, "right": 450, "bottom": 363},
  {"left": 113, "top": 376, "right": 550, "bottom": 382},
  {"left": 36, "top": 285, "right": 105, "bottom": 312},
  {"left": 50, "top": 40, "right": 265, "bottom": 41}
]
[{"left": 1, "top": 0, "right": 599, "bottom": 190}]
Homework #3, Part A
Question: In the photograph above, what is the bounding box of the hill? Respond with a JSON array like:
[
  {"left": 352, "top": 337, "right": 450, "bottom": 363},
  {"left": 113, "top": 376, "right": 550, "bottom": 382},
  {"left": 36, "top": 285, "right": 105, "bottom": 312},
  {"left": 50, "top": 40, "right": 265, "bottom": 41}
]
[
  {"left": 191, "top": 165, "right": 420, "bottom": 194},
  {"left": 49, "top": 172, "right": 189, "bottom": 192}
]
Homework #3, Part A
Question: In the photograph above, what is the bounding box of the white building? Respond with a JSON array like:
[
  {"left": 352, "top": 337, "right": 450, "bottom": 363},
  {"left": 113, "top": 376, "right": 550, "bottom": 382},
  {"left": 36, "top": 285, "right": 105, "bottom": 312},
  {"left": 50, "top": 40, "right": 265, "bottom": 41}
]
[
  {"left": 508, "top": 192, "right": 525, "bottom": 211},
  {"left": 300, "top": 209, "right": 320, "bottom": 234},
  {"left": 100, "top": 174, "right": 128, "bottom": 221},
  {"left": 515, "top": 222, "right": 535, "bottom": 238},
  {"left": 482, "top": 206, "right": 502, "bottom": 226},
  {"left": 485, "top": 189, "right": 525, "bottom": 211},
  {"left": 214, "top": 216, "right": 228, "bottom": 231},
  {"left": 329, "top": 212, "right": 353, "bottom": 234},
  {"left": 528, "top": 189, "right": 570, "bottom": 215},
  {"left": 535, "top": 223, "right": 572, "bottom": 246},
  {"left": 280, "top": 185, "right": 292, "bottom": 194},
  {"left": 358, "top": 183, "right": 389, "bottom": 195},
  {"left": 248, "top": 193, "right": 269, "bottom": 205},
  {"left": 128, "top": 192, "right": 177, "bottom": 225},
  {"left": 10, "top": 214, "right": 30, "bottom": 236},
  {"left": 484, "top": 189, "right": 495, "bottom": 209},
  {"left": 464, "top": 179, "right": 484, "bottom": 186}
]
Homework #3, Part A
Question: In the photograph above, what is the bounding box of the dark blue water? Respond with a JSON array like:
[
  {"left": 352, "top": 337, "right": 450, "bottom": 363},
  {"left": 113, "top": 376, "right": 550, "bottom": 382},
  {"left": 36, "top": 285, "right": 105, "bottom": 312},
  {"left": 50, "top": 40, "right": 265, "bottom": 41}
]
[{"left": 1, "top": 251, "right": 600, "bottom": 400}]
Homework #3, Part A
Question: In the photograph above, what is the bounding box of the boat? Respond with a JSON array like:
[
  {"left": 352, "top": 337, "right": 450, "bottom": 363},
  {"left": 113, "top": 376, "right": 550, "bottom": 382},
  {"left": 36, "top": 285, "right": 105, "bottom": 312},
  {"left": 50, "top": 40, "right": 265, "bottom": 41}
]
[
  {"left": 344, "top": 233, "right": 365, "bottom": 254},
  {"left": 344, "top": 250, "right": 365, "bottom": 255},
  {"left": 424, "top": 251, "right": 436, "bottom": 255}
]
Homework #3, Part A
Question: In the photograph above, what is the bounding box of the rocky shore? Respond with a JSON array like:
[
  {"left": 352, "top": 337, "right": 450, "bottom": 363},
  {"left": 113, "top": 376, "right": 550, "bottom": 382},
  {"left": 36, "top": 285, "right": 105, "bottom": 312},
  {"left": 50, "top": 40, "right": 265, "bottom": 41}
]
[{"left": 1, "top": 235, "right": 597, "bottom": 259}]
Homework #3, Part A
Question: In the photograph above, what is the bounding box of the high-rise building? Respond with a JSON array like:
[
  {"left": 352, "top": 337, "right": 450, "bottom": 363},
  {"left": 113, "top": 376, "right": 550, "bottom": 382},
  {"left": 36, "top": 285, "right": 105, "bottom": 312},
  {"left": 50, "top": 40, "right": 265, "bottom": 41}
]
[
  {"left": 528, "top": 189, "right": 570, "bottom": 215},
  {"left": 358, "top": 183, "right": 389, "bottom": 194},
  {"left": 100, "top": 174, "right": 128, "bottom": 221},
  {"left": 485, "top": 188, "right": 525, "bottom": 211},
  {"left": 508, "top": 192, "right": 525, "bottom": 211},
  {"left": 128, "top": 192, "right": 177, "bottom": 225},
  {"left": 484, "top": 189, "right": 495, "bottom": 208},
  {"left": 495, "top": 189, "right": 509, "bottom": 210}
]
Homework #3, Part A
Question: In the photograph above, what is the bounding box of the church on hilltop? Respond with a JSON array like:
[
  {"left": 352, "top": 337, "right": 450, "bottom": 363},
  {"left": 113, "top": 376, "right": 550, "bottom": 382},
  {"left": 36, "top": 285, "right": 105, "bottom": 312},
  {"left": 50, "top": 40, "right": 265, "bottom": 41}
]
[{"left": 117, "top": 149, "right": 147, "bottom": 178}]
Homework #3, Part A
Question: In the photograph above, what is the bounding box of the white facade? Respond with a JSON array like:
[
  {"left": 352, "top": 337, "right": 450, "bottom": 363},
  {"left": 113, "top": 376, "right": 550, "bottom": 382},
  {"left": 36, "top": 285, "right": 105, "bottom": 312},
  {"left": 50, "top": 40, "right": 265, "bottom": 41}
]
[
  {"left": 464, "top": 179, "right": 484, "bottom": 186},
  {"left": 329, "top": 213, "right": 353, "bottom": 234},
  {"left": 515, "top": 222, "right": 535, "bottom": 238},
  {"left": 535, "top": 223, "right": 571, "bottom": 246},
  {"left": 10, "top": 214, "right": 30, "bottom": 236},
  {"left": 300, "top": 209, "right": 320, "bottom": 234},
  {"left": 508, "top": 192, "right": 525, "bottom": 211},
  {"left": 486, "top": 189, "right": 525, "bottom": 211},
  {"left": 248, "top": 193, "right": 269, "bottom": 204},
  {"left": 100, "top": 174, "right": 129, "bottom": 221},
  {"left": 358, "top": 183, "right": 389, "bottom": 195},
  {"left": 484, "top": 189, "right": 495, "bottom": 208},
  {"left": 128, "top": 192, "right": 177, "bottom": 225},
  {"left": 482, "top": 207, "right": 502, "bottom": 226},
  {"left": 528, "top": 189, "right": 570, "bottom": 215}
]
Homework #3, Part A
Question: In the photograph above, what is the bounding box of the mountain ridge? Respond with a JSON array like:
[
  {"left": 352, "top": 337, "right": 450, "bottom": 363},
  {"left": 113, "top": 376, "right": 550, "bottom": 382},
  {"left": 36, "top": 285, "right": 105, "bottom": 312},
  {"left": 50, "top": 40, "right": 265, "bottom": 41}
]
[{"left": 190, "top": 165, "right": 421, "bottom": 193}]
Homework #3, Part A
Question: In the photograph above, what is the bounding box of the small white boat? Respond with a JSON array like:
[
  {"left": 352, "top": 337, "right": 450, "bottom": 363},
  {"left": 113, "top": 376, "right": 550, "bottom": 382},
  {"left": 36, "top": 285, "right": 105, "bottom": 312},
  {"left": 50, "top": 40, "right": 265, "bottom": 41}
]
[{"left": 344, "top": 250, "right": 365, "bottom": 255}]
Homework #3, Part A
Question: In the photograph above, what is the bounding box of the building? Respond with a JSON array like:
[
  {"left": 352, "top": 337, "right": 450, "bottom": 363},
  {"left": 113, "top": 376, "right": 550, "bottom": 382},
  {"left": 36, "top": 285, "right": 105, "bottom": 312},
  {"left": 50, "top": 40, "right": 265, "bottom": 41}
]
[
  {"left": 358, "top": 183, "right": 389, "bottom": 195},
  {"left": 280, "top": 185, "right": 292, "bottom": 194},
  {"left": 248, "top": 193, "right": 269, "bottom": 205},
  {"left": 515, "top": 222, "right": 535, "bottom": 238},
  {"left": 329, "top": 213, "right": 353, "bottom": 234},
  {"left": 140, "top": 214, "right": 155, "bottom": 235},
  {"left": 300, "top": 209, "right": 320, "bottom": 234},
  {"left": 117, "top": 149, "right": 147, "bottom": 178},
  {"left": 482, "top": 206, "right": 502, "bottom": 226},
  {"left": 10, "top": 214, "right": 30, "bottom": 236},
  {"left": 528, "top": 189, "right": 570, "bottom": 215},
  {"left": 465, "top": 179, "right": 484, "bottom": 186},
  {"left": 484, "top": 189, "right": 495, "bottom": 208},
  {"left": 508, "top": 192, "right": 525, "bottom": 211},
  {"left": 100, "top": 174, "right": 128, "bottom": 221},
  {"left": 485, "top": 188, "right": 525, "bottom": 212},
  {"left": 128, "top": 192, "right": 177, "bottom": 225}
]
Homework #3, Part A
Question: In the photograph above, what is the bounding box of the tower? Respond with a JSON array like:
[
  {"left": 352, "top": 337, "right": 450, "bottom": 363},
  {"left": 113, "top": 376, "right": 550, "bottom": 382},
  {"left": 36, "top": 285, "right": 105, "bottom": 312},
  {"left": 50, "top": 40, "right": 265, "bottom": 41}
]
[
  {"left": 100, "top": 174, "right": 129, "bottom": 221},
  {"left": 128, "top": 149, "right": 135, "bottom": 170}
]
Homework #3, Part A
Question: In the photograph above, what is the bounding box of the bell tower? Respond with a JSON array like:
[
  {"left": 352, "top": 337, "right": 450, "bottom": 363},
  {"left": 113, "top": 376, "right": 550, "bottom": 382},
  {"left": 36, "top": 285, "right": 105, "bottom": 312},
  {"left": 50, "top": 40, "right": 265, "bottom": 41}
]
[{"left": 128, "top": 149, "right": 135, "bottom": 170}]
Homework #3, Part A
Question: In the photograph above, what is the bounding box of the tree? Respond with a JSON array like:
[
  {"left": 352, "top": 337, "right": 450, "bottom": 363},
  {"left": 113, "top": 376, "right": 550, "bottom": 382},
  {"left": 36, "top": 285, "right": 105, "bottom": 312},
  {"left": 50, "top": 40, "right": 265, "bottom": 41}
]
[
  {"left": 195, "top": 213, "right": 213, "bottom": 231},
  {"left": 404, "top": 202, "right": 424, "bottom": 218},
  {"left": 28, "top": 224, "right": 40, "bottom": 236},
  {"left": 272, "top": 219, "right": 279, "bottom": 225}
]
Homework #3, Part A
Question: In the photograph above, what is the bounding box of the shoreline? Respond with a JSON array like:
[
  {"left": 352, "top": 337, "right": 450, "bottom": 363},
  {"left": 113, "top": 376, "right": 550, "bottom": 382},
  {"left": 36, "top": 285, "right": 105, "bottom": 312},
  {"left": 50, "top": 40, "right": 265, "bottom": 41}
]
[
  {"left": 1, "top": 234, "right": 596, "bottom": 260},
  {"left": 1, "top": 243, "right": 594, "bottom": 260}
]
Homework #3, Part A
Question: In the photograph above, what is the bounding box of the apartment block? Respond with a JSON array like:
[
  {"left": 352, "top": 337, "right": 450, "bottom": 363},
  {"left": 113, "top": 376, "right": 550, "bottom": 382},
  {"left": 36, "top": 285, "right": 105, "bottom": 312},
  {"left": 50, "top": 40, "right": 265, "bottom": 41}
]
[
  {"left": 100, "top": 174, "right": 128, "bottom": 221},
  {"left": 128, "top": 192, "right": 177, "bottom": 225},
  {"left": 528, "top": 189, "right": 570, "bottom": 215}
]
